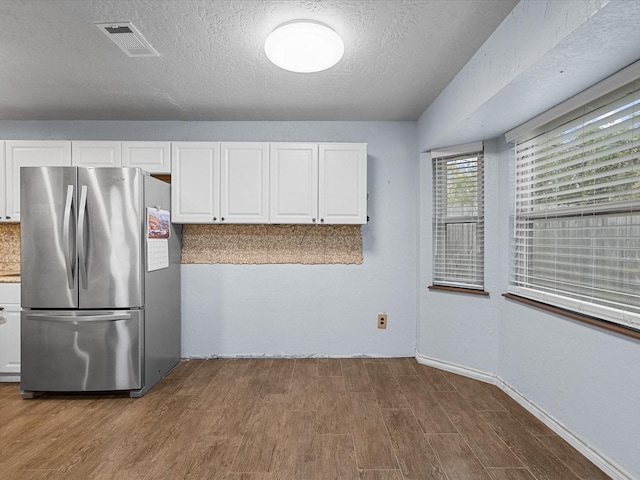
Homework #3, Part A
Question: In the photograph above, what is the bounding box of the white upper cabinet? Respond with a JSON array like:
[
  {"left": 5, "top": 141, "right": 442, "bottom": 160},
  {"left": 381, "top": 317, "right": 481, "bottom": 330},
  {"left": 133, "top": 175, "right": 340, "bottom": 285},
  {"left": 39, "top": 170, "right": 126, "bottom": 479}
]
[
  {"left": 72, "top": 141, "right": 122, "bottom": 167},
  {"left": 122, "top": 141, "right": 171, "bottom": 173},
  {"left": 72, "top": 141, "right": 170, "bottom": 173},
  {"left": 171, "top": 142, "right": 220, "bottom": 223},
  {"left": 5, "top": 141, "right": 72, "bottom": 222},
  {"left": 270, "top": 143, "right": 319, "bottom": 224},
  {"left": 170, "top": 141, "right": 367, "bottom": 225},
  {"left": 0, "top": 141, "right": 5, "bottom": 221},
  {"left": 4, "top": 140, "right": 368, "bottom": 225},
  {"left": 318, "top": 143, "right": 368, "bottom": 224},
  {"left": 220, "top": 142, "right": 269, "bottom": 224}
]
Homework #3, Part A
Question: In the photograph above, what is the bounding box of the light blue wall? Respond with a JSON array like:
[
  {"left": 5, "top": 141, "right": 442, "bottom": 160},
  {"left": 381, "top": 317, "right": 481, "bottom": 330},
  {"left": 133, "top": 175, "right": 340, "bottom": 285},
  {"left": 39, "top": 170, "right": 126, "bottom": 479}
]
[
  {"left": 414, "top": 1, "right": 640, "bottom": 476},
  {"left": 418, "top": 138, "right": 506, "bottom": 374},
  {"left": 500, "top": 294, "right": 640, "bottom": 477},
  {"left": 418, "top": 129, "right": 640, "bottom": 480},
  {"left": 492, "top": 135, "right": 640, "bottom": 479},
  {"left": 0, "top": 120, "right": 419, "bottom": 357}
]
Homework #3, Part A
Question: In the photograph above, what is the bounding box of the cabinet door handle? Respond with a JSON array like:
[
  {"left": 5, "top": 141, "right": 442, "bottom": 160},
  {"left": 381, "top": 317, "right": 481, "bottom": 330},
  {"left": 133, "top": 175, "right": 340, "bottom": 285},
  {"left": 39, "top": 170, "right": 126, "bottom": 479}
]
[
  {"left": 320, "top": 218, "right": 325, "bottom": 223},
  {"left": 312, "top": 218, "right": 316, "bottom": 223},
  {"left": 213, "top": 217, "right": 217, "bottom": 221}
]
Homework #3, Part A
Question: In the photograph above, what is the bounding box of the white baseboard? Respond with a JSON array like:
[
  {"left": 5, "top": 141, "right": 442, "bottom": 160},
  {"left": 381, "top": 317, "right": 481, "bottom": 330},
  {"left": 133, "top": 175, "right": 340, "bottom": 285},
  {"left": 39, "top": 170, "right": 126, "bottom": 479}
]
[
  {"left": 414, "top": 351, "right": 495, "bottom": 384},
  {"left": 182, "top": 354, "right": 398, "bottom": 359},
  {"left": 414, "top": 351, "right": 633, "bottom": 480}
]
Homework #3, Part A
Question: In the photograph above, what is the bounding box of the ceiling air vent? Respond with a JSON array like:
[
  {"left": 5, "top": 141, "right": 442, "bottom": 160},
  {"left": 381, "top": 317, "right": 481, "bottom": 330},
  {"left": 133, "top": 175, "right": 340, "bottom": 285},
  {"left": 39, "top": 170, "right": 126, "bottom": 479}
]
[{"left": 95, "top": 22, "right": 159, "bottom": 57}]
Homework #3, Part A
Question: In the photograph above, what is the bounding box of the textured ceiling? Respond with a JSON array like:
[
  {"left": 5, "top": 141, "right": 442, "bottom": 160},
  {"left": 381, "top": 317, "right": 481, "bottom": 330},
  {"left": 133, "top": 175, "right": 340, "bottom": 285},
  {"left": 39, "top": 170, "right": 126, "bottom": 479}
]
[{"left": 0, "top": 0, "right": 518, "bottom": 121}]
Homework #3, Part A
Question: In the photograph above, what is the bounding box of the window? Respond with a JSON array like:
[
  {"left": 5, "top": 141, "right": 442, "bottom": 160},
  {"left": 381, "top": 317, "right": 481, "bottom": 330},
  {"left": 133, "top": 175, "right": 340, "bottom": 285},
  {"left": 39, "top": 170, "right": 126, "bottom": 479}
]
[
  {"left": 432, "top": 142, "right": 485, "bottom": 290},
  {"left": 510, "top": 79, "right": 640, "bottom": 330}
]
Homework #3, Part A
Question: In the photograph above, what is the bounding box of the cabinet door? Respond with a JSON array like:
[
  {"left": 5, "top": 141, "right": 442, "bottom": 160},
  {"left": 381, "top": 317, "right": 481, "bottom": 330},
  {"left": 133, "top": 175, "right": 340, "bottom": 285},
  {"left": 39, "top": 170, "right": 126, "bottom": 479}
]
[
  {"left": 5, "top": 140, "right": 72, "bottom": 222},
  {"left": 318, "top": 143, "right": 368, "bottom": 224},
  {"left": 0, "top": 141, "right": 5, "bottom": 221},
  {"left": 72, "top": 141, "right": 122, "bottom": 167},
  {"left": 0, "top": 305, "right": 21, "bottom": 377},
  {"left": 220, "top": 142, "right": 269, "bottom": 223},
  {"left": 122, "top": 141, "right": 171, "bottom": 173},
  {"left": 171, "top": 142, "right": 220, "bottom": 223},
  {"left": 270, "top": 143, "right": 318, "bottom": 224}
]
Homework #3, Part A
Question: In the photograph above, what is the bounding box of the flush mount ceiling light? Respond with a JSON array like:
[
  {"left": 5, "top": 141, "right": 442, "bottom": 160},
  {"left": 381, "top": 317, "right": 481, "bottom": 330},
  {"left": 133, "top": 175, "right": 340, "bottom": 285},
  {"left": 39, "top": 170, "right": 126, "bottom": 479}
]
[{"left": 265, "top": 21, "right": 344, "bottom": 73}]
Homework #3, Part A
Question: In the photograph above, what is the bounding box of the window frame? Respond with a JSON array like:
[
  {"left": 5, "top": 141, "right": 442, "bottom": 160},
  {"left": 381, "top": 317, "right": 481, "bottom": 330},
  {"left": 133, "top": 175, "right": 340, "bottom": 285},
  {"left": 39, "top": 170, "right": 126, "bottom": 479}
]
[
  {"left": 508, "top": 78, "right": 640, "bottom": 332},
  {"left": 431, "top": 142, "right": 485, "bottom": 292}
]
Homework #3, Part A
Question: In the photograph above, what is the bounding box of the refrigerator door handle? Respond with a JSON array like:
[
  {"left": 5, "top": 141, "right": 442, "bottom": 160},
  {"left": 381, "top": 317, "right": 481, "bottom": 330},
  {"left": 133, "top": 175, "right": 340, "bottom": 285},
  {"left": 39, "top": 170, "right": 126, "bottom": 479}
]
[
  {"left": 77, "top": 185, "right": 89, "bottom": 289},
  {"left": 62, "top": 185, "right": 75, "bottom": 289},
  {"left": 25, "top": 313, "right": 131, "bottom": 323}
]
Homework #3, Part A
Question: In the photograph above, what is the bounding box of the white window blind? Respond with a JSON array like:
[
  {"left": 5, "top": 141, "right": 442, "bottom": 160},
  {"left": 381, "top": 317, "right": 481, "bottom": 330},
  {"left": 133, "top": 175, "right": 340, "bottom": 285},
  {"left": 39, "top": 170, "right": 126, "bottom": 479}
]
[
  {"left": 510, "top": 79, "right": 640, "bottom": 330},
  {"left": 432, "top": 144, "right": 484, "bottom": 289}
]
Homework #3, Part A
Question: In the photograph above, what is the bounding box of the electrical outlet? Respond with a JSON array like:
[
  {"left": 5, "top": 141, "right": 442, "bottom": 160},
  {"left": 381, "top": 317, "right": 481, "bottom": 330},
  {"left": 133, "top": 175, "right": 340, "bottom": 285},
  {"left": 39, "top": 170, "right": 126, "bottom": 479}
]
[{"left": 378, "top": 313, "right": 387, "bottom": 329}]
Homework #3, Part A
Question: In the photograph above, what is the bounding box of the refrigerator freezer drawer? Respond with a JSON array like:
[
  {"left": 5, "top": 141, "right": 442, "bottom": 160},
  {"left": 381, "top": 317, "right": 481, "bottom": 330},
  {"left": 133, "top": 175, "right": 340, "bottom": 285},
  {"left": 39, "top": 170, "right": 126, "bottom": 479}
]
[{"left": 21, "top": 310, "right": 142, "bottom": 393}]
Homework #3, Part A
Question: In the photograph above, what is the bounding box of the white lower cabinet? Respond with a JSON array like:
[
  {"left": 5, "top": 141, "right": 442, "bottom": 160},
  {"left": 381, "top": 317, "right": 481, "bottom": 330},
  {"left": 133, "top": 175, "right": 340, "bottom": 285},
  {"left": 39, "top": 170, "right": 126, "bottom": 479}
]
[{"left": 0, "top": 284, "right": 21, "bottom": 381}]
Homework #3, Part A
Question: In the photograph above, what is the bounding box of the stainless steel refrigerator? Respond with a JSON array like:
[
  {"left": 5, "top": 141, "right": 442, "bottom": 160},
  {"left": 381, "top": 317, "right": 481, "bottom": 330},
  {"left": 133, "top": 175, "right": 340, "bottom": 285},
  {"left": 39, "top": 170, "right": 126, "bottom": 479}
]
[{"left": 20, "top": 167, "right": 181, "bottom": 398}]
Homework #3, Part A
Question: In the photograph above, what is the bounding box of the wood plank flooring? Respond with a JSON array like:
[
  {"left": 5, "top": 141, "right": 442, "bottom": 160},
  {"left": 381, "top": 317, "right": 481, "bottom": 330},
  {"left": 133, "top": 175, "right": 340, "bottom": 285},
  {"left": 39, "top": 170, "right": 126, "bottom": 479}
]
[{"left": 0, "top": 358, "right": 611, "bottom": 479}]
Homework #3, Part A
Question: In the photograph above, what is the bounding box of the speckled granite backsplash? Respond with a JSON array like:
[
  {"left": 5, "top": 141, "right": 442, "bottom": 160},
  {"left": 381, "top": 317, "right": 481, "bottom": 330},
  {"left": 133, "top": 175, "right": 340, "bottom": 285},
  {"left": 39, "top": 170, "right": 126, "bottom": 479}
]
[
  {"left": 0, "top": 223, "right": 20, "bottom": 272},
  {"left": 182, "top": 224, "right": 363, "bottom": 265},
  {"left": 0, "top": 223, "right": 363, "bottom": 269}
]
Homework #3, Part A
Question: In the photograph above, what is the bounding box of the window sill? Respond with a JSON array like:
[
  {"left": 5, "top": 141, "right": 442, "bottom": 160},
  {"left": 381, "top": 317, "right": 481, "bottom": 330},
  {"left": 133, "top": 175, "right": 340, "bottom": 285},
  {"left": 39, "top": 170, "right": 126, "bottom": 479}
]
[
  {"left": 428, "top": 285, "right": 489, "bottom": 296},
  {"left": 502, "top": 293, "right": 640, "bottom": 341}
]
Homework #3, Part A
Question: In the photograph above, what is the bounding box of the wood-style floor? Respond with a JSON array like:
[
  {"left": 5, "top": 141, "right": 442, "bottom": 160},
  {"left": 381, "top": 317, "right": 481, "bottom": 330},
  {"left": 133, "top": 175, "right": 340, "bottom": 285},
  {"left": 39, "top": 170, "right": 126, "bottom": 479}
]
[{"left": 0, "top": 358, "right": 610, "bottom": 480}]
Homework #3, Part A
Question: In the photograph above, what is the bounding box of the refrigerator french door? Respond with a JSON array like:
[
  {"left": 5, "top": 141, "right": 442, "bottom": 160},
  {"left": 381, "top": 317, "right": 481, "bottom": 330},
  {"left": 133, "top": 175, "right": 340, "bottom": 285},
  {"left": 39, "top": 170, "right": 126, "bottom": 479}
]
[
  {"left": 21, "top": 167, "right": 143, "bottom": 309},
  {"left": 20, "top": 167, "right": 180, "bottom": 397}
]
